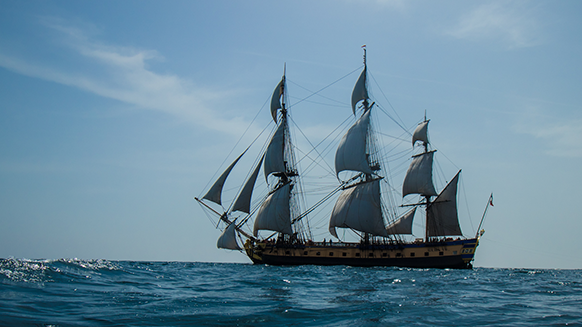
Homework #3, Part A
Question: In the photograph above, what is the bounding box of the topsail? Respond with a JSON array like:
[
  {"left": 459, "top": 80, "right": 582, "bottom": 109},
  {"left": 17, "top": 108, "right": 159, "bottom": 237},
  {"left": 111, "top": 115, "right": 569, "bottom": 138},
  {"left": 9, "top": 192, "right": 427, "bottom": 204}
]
[
  {"left": 264, "top": 121, "right": 287, "bottom": 181},
  {"left": 335, "top": 108, "right": 373, "bottom": 177},
  {"left": 402, "top": 151, "right": 437, "bottom": 197},
  {"left": 403, "top": 119, "right": 437, "bottom": 197}
]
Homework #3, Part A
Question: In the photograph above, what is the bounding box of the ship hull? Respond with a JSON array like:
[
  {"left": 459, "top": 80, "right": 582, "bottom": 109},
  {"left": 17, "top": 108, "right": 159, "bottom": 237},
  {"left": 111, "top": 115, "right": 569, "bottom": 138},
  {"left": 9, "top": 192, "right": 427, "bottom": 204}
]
[{"left": 244, "top": 238, "right": 479, "bottom": 269}]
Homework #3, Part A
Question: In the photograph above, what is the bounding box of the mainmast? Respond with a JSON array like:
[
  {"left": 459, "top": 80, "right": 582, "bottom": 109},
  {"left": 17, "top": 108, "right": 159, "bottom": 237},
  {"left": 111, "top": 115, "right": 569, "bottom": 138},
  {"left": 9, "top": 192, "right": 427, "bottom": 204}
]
[{"left": 330, "top": 47, "right": 389, "bottom": 240}]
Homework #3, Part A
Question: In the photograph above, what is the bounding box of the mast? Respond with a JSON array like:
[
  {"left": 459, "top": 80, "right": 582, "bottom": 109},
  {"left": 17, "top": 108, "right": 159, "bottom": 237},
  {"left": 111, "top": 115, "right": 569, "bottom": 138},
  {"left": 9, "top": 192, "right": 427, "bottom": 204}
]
[
  {"left": 254, "top": 66, "right": 302, "bottom": 239},
  {"left": 362, "top": 46, "right": 369, "bottom": 112},
  {"left": 421, "top": 116, "right": 431, "bottom": 241},
  {"left": 421, "top": 117, "right": 433, "bottom": 242},
  {"left": 403, "top": 116, "right": 464, "bottom": 240},
  {"left": 403, "top": 115, "right": 436, "bottom": 241},
  {"left": 330, "top": 46, "right": 388, "bottom": 240}
]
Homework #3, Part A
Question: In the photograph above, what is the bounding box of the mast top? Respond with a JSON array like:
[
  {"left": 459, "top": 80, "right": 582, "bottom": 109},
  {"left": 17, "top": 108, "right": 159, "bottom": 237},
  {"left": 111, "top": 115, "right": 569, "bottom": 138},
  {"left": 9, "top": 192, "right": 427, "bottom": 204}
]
[
  {"left": 281, "top": 64, "right": 287, "bottom": 116},
  {"left": 362, "top": 45, "right": 367, "bottom": 66}
]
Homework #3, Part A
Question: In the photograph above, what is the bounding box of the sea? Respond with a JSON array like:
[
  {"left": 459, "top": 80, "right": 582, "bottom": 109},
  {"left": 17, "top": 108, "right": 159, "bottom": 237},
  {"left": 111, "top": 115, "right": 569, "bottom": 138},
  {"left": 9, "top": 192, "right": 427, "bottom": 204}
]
[{"left": 0, "top": 259, "right": 580, "bottom": 327}]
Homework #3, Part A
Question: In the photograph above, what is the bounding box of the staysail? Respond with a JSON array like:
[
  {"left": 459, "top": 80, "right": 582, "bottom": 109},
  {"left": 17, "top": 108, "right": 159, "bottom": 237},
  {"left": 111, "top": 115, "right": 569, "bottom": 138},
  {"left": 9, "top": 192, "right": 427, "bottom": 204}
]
[
  {"left": 386, "top": 207, "right": 416, "bottom": 235},
  {"left": 217, "top": 220, "right": 241, "bottom": 250},
  {"left": 231, "top": 155, "right": 264, "bottom": 214},
  {"left": 202, "top": 151, "right": 245, "bottom": 206},
  {"left": 427, "top": 171, "right": 462, "bottom": 237}
]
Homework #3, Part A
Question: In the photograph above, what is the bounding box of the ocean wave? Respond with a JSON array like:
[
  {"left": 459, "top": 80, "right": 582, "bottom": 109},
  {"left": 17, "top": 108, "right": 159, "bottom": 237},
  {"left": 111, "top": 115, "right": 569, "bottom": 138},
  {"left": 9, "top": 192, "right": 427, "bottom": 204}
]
[
  {"left": 0, "top": 258, "right": 121, "bottom": 285},
  {"left": 1, "top": 261, "right": 581, "bottom": 326}
]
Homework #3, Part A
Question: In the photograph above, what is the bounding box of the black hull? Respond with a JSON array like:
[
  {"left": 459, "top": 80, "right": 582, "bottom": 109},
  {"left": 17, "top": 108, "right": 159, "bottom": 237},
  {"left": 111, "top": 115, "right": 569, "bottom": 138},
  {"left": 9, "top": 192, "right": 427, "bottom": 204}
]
[
  {"left": 258, "top": 254, "right": 471, "bottom": 269},
  {"left": 244, "top": 238, "right": 479, "bottom": 269}
]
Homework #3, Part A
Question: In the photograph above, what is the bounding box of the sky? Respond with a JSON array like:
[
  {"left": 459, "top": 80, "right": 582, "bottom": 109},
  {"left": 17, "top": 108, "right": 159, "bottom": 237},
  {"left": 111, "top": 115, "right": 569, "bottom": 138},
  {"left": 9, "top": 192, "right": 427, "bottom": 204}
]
[{"left": 1, "top": 0, "right": 581, "bottom": 269}]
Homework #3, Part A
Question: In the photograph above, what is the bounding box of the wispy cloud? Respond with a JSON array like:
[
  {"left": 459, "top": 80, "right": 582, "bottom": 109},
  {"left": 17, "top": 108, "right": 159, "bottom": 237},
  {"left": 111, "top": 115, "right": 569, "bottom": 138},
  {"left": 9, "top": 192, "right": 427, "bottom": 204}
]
[
  {"left": 0, "top": 17, "right": 252, "bottom": 136},
  {"left": 446, "top": 2, "right": 542, "bottom": 49},
  {"left": 513, "top": 108, "right": 582, "bottom": 158}
]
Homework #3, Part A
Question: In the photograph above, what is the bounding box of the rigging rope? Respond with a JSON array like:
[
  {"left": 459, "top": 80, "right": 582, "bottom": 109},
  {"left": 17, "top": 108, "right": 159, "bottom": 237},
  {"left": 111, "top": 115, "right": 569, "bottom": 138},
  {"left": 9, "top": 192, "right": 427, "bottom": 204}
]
[
  {"left": 368, "top": 71, "right": 410, "bottom": 135},
  {"left": 287, "top": 66, "right": 364, "bottom": 109},
  {"left": 199, "top": 94, "right": 272, "bottom": 197}
]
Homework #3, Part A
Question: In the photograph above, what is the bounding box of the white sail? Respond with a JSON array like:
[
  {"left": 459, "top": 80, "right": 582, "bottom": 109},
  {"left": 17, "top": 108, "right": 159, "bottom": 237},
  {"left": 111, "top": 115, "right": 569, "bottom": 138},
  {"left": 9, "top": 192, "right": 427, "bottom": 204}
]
[
  {"left": 263, "top": 122, "right": 286, "bottom": 181},
  {"left": 329, "top": 179, "right": 388, "bottom": 238},
  {"left": 335, "top": 108, "right": 373, "bottom": 177},
  {"left": 351, "top": 67, "right": 368, "bottom": 114},
  {"left": 427, "top": 171, "right": 462, "bottom": 237},
  {"left": 386, "top": 207, "right": 416, "bottom": 235},
  {"left": 253, "top": 183, "right": 292, "bottom": 236},
  {"left": 217, "top": 220, "right": 241, "bottom": 250},
  {"left": 270, "top": 78, "right": 284, "bottom": 122},
  {"left": 402, "top": 151, "right": 437, "bottom": 197},
  {"left": 202, "top": 151, "right": 245, "bottom": 206},
  {"left": 412, "top": 120, "right": 429, "bottom": 145},
  {"left": 231, "top": 155, "right": 264, "bottom": 214}
]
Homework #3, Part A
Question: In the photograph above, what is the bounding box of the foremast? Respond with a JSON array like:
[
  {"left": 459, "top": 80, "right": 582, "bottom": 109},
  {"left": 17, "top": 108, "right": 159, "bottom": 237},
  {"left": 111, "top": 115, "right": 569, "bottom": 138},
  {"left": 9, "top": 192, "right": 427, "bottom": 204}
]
[
  {"left": 253, "top": 67, "right": 305, "bottom": 241},
  {"left": 197, "top": 67, "right": 306, "bottom": 250}
]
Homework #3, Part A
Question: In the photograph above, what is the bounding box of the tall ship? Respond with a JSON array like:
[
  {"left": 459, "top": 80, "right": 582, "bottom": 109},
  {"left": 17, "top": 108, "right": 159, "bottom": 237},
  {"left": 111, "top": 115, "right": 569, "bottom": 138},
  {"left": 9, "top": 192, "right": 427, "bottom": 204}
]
[{"left": 196, "top": 48, "right": 490, "bottom": 269}]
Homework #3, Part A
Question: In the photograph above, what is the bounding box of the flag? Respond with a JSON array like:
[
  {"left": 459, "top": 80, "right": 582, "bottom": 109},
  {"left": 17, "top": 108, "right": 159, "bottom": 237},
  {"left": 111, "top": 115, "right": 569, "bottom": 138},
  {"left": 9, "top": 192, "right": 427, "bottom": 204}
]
[{"left": 489, "top": 194, "right": 494, "bottom": 206}]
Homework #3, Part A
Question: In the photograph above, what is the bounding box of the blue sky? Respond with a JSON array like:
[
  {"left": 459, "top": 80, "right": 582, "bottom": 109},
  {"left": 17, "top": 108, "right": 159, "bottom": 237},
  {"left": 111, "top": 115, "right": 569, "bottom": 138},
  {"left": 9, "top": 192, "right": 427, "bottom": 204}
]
[{"left": 1, "top": 0, "right": 581, "bottom": 268}]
